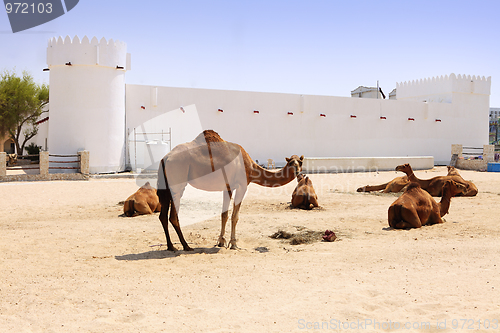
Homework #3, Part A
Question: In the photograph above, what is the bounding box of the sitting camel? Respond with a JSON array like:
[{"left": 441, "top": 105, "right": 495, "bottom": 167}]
[
  {"left": 388, "top": 180, "right": 467, "bottom": 229},
  {"left": 291, "top": 174, "right": 319, "bottom": 210},
  {"left": 157, "top": 130, "right": 303, "bottom": 251},
  {"left": 7, "top": 154, "right": 17, "bottom": 166},
  {"left": 357, "top": 175, "right": 409, "bottom": 193},
  {"left": 395, "top": 163, "right": 477, "bottom": 197},
  {"left": 446, "top": 166, "right": 478, "bottom": 197},
  {"left": 123, "top": 182, "right": 161, "bottom": 217}
]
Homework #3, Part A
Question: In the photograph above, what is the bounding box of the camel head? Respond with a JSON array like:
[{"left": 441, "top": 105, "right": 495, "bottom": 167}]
[
  {"left": 443, "top": 179, "right": 467, "bottom": 197},
  {"left": 395, "top": 163, "right": 411, "bottom": 174},
  {"left": 285, "top": 155, "right": 304, "bottom": 177},
  {"left": 447, "top": 165, "right": 460, "bottom": 176}
]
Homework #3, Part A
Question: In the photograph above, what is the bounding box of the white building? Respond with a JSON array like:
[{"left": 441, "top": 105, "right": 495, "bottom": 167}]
[
  {"left": 490, "top": 107, "right": 500, "bottom": 122},
  {"left": 40, "top": 36, "right": 492, "bottom": 173}
]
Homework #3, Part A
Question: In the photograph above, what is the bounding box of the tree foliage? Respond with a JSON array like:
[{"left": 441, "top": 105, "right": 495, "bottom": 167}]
[{"left": 0, "top": 70, "right": 49, "bottom": 155}]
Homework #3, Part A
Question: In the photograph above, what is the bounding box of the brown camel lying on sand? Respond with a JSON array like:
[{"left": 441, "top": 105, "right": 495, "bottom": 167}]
[
  {"left": 157, "top": 130, "right": 303, "bottom": 251},
  {"left": 388, "top": 180, "right": 467, "bottom": 229},
  {"left": 396, "top": 163, "right": 478, "bottom": 197},
  {"left": 291, "top": 174, "right": 319, "bottom": 210},
  {"left": 357, "top": 175, "right": 409, "bottom": 193},
  {"left": 446, "top": 166, "right": 478, "bottom": 196},
  {"left": 123, "top": 182, "right": 161, "bottom": 217},
  {"left": 7, "top": 154, "right": 17, "bottom": 166}
]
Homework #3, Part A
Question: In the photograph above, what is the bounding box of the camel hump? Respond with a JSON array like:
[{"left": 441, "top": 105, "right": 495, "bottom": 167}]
[
  {"left": 203, "top": 129, "right": 224, "bottom": 142},
  {"left": 406, "top": 182, "right": 421, "bottom": 191}
]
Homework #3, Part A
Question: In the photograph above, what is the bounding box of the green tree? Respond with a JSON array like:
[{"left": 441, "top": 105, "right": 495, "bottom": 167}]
[{"left": 0, "top": 70, "right": 49, "bottom": 155}]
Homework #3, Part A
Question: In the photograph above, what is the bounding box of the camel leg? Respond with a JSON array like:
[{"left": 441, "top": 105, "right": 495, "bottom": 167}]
[
  {"left": 159, "top": 203, "right": 176, "bottom": 251},
  {"left": 228, "top": 187, "right": 246, "bottom": 250},
  {"left": 135, "top": 201, "right": 154, "bottom": 215},
  {"left": 218, "top": 189, "right": 232, "bottom": 247},
  {"left": 398, "top": 207, "right": 422, "bottom": 229},
  {"left": 229, "top": 202, "right": 242, "bottom": 249},
  {"left": 168, "top": 186, "right": 193, "bottom": 251},
  {"left": 388, "top": 205, "right": 422, "bottom": 229},
  {"left": 310, "top": 195, "right": 319, "bottom": 208}
]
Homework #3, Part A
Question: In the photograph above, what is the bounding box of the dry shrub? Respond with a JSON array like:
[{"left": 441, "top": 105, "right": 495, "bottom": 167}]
[{"left": 270, "top": 228, "right": 326, "bottom": 245}]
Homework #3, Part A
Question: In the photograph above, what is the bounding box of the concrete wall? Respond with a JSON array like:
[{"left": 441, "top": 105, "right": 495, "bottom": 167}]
[{"left": 125, "top": 73, "right": 490, "bottom": 169}]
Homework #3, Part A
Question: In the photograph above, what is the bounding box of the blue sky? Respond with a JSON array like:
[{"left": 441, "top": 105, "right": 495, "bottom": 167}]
[{"left": 1, "top": 0, "right": 499, "bottom": 106}]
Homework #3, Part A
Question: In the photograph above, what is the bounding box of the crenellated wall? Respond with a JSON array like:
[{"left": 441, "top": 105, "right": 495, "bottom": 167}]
[
  {"left": 47, "top": 35, "right": 130, "bottom": 69},
  {"left": 396, "top": 73, "right": 491, "bottom": 103},
  {"left": 125, "top": 75, "right": 490, "bottom": 168},
  {"left": 43, "top": 36, "right": 491, "bottom": 173}
]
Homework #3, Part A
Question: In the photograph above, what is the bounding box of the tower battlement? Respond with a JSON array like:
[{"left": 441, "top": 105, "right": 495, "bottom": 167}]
[
  {"left": 47, "top": 35, "right": 130, "bottom": 70},
  {"left": 396, "top": 73, "right": 491, "bottom": 103}
]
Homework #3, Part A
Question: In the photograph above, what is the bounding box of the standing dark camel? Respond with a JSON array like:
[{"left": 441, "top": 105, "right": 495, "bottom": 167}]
[{"left": 157, "top": 130, "right": 303, "bottom": 251}]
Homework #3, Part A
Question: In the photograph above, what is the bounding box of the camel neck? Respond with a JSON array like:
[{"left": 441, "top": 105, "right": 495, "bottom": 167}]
[
  {"left": 439, "top": 187, "right": 452, "bottom": 217},
  {"left": 250, "top": 163, "right": 296, "bottom": 187}
]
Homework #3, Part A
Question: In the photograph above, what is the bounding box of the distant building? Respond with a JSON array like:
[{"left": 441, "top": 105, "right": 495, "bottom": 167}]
[
  {"left": 1, "top": 136, "right": 15, "bottom": 154},
  {"left": 489, "top": 107, "right": 500, "bottom": 144},
  {"left": 350, "top": 86, "right": 386, "bottom": 99},
  {"left": 389, "top": 88, "right": 397, "bottom": 100},
  {"left": 489, "top": 107, "right": 500, "bottom": 122}
]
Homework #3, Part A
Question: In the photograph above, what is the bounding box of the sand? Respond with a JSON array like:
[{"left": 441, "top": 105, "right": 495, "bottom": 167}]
[{"left": 1, "top": 167, "right": 499, "bottom": 332}]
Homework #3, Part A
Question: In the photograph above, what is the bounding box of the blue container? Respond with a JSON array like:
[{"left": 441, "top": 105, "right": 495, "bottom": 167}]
[{"left": 487, "top": 162, "right": 500, "bottom": 172}]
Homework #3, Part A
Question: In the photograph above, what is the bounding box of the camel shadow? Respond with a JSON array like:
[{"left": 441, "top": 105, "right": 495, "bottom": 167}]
[{"left": 115, "top": 246, "right": 221, "bottom": 260}]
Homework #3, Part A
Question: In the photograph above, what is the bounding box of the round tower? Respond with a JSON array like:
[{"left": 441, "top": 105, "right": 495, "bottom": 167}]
[{"left": 46, "top": 35, "right": 130, "bottom": 173}]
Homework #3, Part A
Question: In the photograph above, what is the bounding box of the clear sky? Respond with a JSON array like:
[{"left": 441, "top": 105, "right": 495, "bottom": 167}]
[{"left": 1, "top": 0, "right": 499, "bottom": 106}]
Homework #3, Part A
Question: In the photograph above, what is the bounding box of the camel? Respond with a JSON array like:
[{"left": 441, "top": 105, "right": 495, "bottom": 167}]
[
  {"left": 291, "top": 174, "right": 319, "bottom": 210},
  {"left": 356, "top": 175, "right": 409, "bottom": 193},
  {"left": 446, "top": 166, "right": 478, "bottom": 196},
  {"left": 7, "top": 154, "right": 17, "bottom": 166},
  {"left": 395, "top": 163, "right": 477, "bottom": 197},
  {"left": 123, "top": 182, "right": 161, "bottom": 217},
  {"left": 157, "top": 130, "right": 303, "bottom": 251},
  {"left": 388, "top": 180, "right": 467, "bottom": 229}
]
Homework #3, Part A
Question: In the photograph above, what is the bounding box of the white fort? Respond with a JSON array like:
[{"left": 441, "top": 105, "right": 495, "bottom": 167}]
[
  {"left": 46, "top": 36, "right": 130, "bottom": 173},
  {"left": 44, "top": 36, "right": 491, "bottom": 173}
]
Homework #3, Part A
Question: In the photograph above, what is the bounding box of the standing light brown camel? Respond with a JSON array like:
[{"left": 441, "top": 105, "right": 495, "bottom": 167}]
[
  {"left": 395, "top": 163, "right": 477, "bottom": 197},
  {"left": 123, "top": 182, "right": 161, "bottom": 217},
  {"left": 388, "top": 180, "right": 467, "bottom": 229},
  {"left": 291, "top": 174, "right": 319, "bottom": 210},
  {"left": 157, "top": 130, "right": 303, "bottom": 251},
  {"left": 356, "top": 175, "right": 410, "bottom": 193}
]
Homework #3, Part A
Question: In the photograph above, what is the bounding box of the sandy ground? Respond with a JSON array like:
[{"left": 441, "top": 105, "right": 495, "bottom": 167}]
[{"left": 1, "top": 167, "right": 500, "bottom": 333}]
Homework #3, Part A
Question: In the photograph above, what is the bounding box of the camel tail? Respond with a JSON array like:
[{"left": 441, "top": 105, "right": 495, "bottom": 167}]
[
  {"left": 157, "top": 158, "right": 172, "bottom": 214},
  {"left": 123, "top": 199, "right": 136, "bottom": 217}
]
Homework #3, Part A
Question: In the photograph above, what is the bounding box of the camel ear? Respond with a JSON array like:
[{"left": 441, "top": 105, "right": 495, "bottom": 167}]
[
  {"left": 300, "top": 155, "right": 304, "bottom": 161},
  {"left": 286, "top": 157, "right": 290, "bottom": 163}
]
